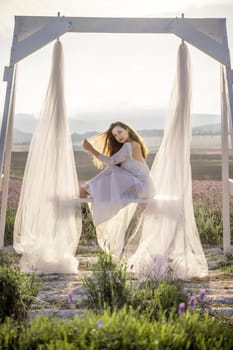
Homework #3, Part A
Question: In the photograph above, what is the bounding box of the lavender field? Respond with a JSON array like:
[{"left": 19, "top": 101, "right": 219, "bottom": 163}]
[
  {"left": 2, "top": 150, "right": 233, "bottom": 247},
  {"left": 4, "top": 178, "right": 232, "bottom": 247},
  {"left": 5, "top": 178, "right": 224, "bottom": 211}
]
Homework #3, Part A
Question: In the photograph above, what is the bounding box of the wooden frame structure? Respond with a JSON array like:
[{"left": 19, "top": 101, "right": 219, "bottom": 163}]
[{"left": 0, "top": 15, "right": 232, "bottom": 252}]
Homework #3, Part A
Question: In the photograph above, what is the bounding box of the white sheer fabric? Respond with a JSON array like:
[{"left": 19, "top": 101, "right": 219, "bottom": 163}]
[
  {"left": 84, "top": 43, "right": 208, "bottom": 279},
  {"left": 128, "top": 43, "right": 208, "bottom": 279},
  {"left": 83, "top": 142, "right": 155, "bottom": 256},
  {"left": 13, "top": 40, "right": 82, "bottom": 273},
  {"left": 84, "top": 142, "right": 154, "bottom": 225}
]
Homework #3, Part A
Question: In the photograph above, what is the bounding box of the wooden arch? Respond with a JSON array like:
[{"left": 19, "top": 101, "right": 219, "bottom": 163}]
[{"left": 0, "top": 15, "right": 232, "bottom": 252}]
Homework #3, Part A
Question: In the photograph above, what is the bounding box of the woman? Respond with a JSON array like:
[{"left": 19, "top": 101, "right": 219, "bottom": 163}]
[{"left": 80, "top": 121, "right": 155, "bottom": 225}]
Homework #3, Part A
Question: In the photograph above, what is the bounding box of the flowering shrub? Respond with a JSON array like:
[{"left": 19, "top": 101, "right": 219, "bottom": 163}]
[
  {"left": 83, "top": 251, "right": 131, "bottom": 312},
  {"left": 83, "top": 251, "right": 188, "bottom": 321},
  {"left": 194, "top": 199, "right": 223, "bottom": 245},
  {"left": 4, "top": 210, "right": 16, "bottom": 245},
  {"left": 129, "top": 278, "right": 188, "bottom": 321},
  {"left": 79, "top": 203, "right": 97, "bottom": 245},
  {"left": 5, "top": 180, "right": 22, "bottom": 210},
  {"left": 192, "top": 180, "right": 233, "bottom": 246},
  {"left": 3, "top": 179, "right": 233, "bottom": 247},
  {"left": 178, "top": 288, "right": 209, "bottom": 316},
  {"left": 0, "top": 307, "right": 232, "bottom": 349},
  {"left": 0, "top": 262, "right": 40, "bottom": 322}
]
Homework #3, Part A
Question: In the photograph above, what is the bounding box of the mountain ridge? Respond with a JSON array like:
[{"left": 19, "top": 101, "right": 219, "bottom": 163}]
[
  {"left": 13, "top": 112, "right": 221, "bottom": 134},
  {"left": 13, "top": 123, "right": 221, "bottom": 145}
]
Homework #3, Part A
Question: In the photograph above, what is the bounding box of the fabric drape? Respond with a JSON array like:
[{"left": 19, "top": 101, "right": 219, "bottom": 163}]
[
  {"left": 13, "top": 40, "right": 82, "bottom": 273},
  {"left": 127, "top": 42, "right": 208, "bottom": 279},
  {"left": 96, "top": 42, "right": 208, "bottom": 279}
]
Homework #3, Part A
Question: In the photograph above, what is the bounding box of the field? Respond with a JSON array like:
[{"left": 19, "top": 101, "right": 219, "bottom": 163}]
[
  {"left": 10, "top": 149, "right": 233, "bottom": 182},
  {"left": 8, "top": 137, "right": 233, "bottom": 248},
  {"left": 7, "top": 135, "right": 233, "bottom": 247},
  {"left": 10, "top": 134, "right": 233, "bottom": 181}
]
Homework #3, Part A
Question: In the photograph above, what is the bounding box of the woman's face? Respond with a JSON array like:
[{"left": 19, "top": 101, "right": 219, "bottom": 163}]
[{"left": 112, "top": 126, "right": 129, "bottom": 143}]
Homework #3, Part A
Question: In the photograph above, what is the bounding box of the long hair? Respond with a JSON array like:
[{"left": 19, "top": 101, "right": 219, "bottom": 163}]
[{"left": 89, "top": 121, "right": 148, "bottom": 169}]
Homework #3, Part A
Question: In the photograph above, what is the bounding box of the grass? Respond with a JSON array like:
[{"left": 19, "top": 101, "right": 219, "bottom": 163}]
[
  {"left": 0, "top": 251, "right": 232, "bottom": 349},
  {"left": 6, "top": 150, "right": 233, "bottom": 248},
  {"left": 10, "top": 151, "right": 233, "bottom": 181}
]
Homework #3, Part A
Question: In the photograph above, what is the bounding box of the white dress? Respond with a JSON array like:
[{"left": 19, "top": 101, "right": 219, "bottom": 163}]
[{"left": 83, "top": 142, "right": 155, "bottom": 225}]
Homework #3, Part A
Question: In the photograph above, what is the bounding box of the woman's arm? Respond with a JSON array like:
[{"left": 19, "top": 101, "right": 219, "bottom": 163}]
[
  {"left": 83, "top": 139, "right": 100, "bottom": 158},
  {"left": 83, "top": 139, "right": 131, "bottom": 165}
]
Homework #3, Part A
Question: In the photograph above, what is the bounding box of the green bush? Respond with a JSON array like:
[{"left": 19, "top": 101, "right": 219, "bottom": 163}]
[
  {"left": 0, "top": 249, "right": 12, "bottom": 265},
  {"left": 79, "top": 203, "right": 97, "bottom": 245},
  {"left": 0, "top": 308, "right": 232, "bottom": 349},
  {"left": 4, "top": 210, "right": 16, "bottom": 245},
  {"left": 83, "top": 251, "right": 188, "bottom": 321},
  {"left": 83, "top": 251, "right": 131, "bottom": 312},
  {"left": 194, "top": 204, "right": 222, "bottom": 246},
  {"left": 0, "top": 263, "right": 40, "bottom": 322},
  {"left": 130, "top": 279, "right": 188, "bottom": 321},
  {"left": 194, "top": 203, "right": 233, "bottom": 246}
]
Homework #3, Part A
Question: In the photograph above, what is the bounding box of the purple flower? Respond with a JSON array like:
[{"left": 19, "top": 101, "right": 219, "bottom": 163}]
[
  {"left": 188, "top": 296, "right": 197, "bottom": 310},
  {"left": 67, "top": 289, "right": 73, "bottom": 303},
  {"left": 115, "top": 277, "right": 121, "bottom": 284},
  {"left": 97, "top": 320, "right": 103, "bottom": 328},
  {"left": 199, "top": 289, "right": 206, "bottom": 301},
  {"left": 178, "top": 302, "right": 185, "bottom": 314},
  {"left": 89, "top": 240, "right": 96, "bottom": 247}
]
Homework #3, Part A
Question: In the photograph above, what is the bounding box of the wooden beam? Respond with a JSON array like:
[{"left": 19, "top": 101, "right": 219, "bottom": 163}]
[
  {"left": 170, "top": 20, "right": 230, "bottom": 66},
  {"left": 11, "top": 17, "right": 71, "bottom": 64},
  {"left": 11, "top": 16, "right": 230, "bottom": 66}
]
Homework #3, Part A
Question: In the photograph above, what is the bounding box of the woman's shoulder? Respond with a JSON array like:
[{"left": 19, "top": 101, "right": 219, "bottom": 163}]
[
  {"left": 128, "top": 141, "right": 145, "bottom": 159},
  {"left": 129, "top": 140, "right": 141, "bottom": 150},
  {"left": 122, "top": 142, "right": 133, "bottom": 153}
]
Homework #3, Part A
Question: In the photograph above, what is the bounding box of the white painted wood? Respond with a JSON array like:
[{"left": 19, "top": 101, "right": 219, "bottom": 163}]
[
  {"left": 171, "top": 20, "right": 230, "bottom": 66},
  {"left": 3, "top": 67, "right": 12, "bottom": 82},
  {"left": 228, "top": 179, "right": 233, "bottom": 195},
  {"left": 226, "top": 68, "right": 233, "bottom": 129},
  {"left": 69, "top": 17, "right": 174, "bottom": 34},
  {"left": 0, "top": 174, "right": 4, "bottom": 191},
  {"left": 221, "top": 68, "right": 231, "bottom": 253},
  {"left": 12, "top": 18, "right": 71, "bottom": 64},
  {"left": 0, "top": 14, "right": 232, "bottom": 250},
  {"left": 221, "top": 17, "right": 232, "bottom": 253},
  {"left": 0, "top": 67, "right": 14, "bottom": 181},
  {"left": 16, "top": 16, "right": 225, "bottom": 39},
  {"left": 222, "top": 21, "right": 233, "bottom": 132},
  {"left": 230, "top": 69, "right": 233, "bottom": 84},
  {"left": 0, "top": 16, "right": 19, "bottom": 179},
  {"left": 12, "top": 16, "right": 229, "bottom": 65},
  {"left": 0, "top": 70, "right": 16, "bottom": 248}
]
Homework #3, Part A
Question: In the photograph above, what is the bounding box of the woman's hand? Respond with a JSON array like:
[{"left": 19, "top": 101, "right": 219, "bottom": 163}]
[
  {"left": 83, "top": 139, "right": 93, "bottom": 152},
  {"left": 83, "top": 138, "right": 100, "bottom": 158}
]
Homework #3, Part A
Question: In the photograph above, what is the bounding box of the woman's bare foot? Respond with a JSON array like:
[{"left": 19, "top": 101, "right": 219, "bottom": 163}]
[{"left": 79, "top": 186, "right": 89, "bottom": 198}]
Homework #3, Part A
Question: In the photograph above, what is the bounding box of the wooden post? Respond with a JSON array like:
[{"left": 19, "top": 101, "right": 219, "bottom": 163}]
[
  {"left": 221, "top": 67, "right": 231, "bottom": 253},
  {"left": 0, "top": 17, "right": 19, "bottom": 248},
  {"left": 221, "top": 21, "right": 232, "bottom": 253},
  {"left": 0, "top": 67, "right": 16, "bottom": 247}
]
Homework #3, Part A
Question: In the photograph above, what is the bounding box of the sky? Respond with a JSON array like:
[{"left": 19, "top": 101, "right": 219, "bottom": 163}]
[{"left": 0, "top": 0, "right": 233, "bottom": 128}]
